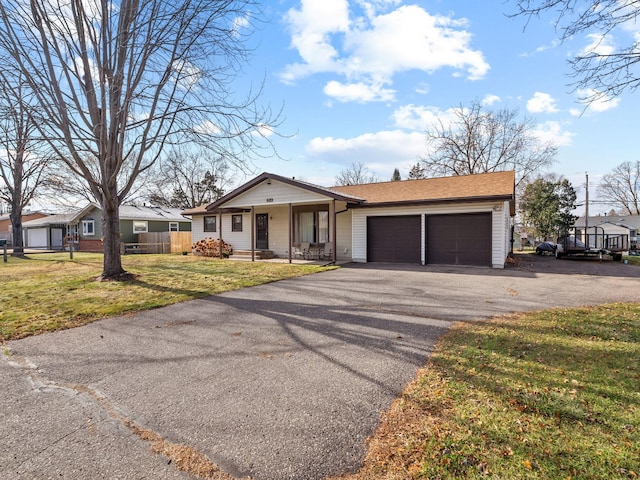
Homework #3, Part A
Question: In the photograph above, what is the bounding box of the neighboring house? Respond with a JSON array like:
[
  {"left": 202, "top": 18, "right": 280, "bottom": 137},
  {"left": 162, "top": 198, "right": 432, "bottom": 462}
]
[
  {"left": 574, "top": 215, "right": 640, "bottom": 250},
  {"left": 183, "top": 170, "right": 516, "bottom": 268},
  {"left": 0, "top": 211, "right": 49, "bottom": 244},
  {"left": 22, "top": 204, "right": 191, "bottom": 251}
]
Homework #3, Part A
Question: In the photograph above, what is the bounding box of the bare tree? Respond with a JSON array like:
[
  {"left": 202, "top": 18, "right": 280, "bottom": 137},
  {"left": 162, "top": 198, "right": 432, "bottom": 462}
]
[
  {"left": 598, "top": 161, "right": 640, "bottom": 215},
  {"left": 510, "top": 1, "right": 640, "bottom": 104},
  {"left": 335, "top": 162, "right": 379, "bottom": 186},
  {"left": 144, "top": 146, "right": 231, "bottom": 209},
  {"left": 0, "top": 70, "right": 51, "bottom": 256},
  {"left": 421, "top": 100, "right": 556, "bottom": 188},
  {"left": 0, "top": 0, "right": 278, "bottom": 279}
]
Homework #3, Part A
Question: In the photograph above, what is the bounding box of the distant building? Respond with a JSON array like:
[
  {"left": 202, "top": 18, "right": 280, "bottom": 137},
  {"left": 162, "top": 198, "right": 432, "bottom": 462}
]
[
  {"left": 574, "top": 214, "right": 640, "bottom": 251},
  {"left": 22, "top": 204, "right": 191, "bottom": 251},
  {"left": 0, "top": 211, "right": 49, "bottom": 245}
]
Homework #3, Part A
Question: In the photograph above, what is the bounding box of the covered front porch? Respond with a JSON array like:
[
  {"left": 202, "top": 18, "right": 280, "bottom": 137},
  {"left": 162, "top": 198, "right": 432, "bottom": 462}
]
[
  {"left": 190, "top": 173, "right": 362, "bottom": 263},
  {"left": 210, "top": 200, "right": 343, "bottom": 263}
]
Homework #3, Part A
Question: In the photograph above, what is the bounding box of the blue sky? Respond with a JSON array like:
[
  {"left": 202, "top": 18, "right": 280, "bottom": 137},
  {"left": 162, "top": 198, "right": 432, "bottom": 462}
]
[{"left": 230, "top": 0, "right": 639, "bottom": 215}]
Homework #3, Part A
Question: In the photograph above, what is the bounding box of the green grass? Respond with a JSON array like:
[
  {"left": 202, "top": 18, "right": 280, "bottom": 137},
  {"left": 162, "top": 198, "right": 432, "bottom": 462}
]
[
  {"left": 0, "top": 253, "right": 333, "bottom": 341},
  {"left": 625, "top": 255, "right": 640, "bottom": 266},
  {"left": 336, "top": 304, "right": 640, "bottom": 480}
]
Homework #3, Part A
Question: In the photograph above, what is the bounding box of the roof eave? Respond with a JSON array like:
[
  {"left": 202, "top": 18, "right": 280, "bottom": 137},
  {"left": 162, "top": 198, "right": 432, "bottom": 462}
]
[
  {"left": 348, "top": 194, "right": 515, "bottom": 210},
  {"left": 205, "top": 172, "right": 363, "bottom": 211}
]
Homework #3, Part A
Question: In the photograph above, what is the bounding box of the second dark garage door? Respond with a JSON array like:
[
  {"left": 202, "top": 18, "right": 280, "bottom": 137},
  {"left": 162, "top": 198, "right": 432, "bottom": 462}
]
[
  {"left": 426, "top": 213, "right": 492, "bottom": 266},
  {"left": 367, "top": 215, "right": 421, "bottom": 263}
]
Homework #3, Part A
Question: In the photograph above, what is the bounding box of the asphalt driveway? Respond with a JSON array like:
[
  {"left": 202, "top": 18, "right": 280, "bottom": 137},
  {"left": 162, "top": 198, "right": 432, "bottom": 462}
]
[{"left": 2, "top": 254, "right": 640, "bottom": 479}]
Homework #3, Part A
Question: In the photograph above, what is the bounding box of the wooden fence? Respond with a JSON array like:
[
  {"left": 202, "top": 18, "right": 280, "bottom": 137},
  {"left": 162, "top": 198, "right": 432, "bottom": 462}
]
[{"left": 124, "top": 231, "right": 192, "bottom": 254}]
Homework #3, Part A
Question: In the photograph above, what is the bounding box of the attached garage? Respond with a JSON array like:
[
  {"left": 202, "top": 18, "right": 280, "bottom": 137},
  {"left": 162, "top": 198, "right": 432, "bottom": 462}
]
[
  {"left": 426, "top": 213, "right": 492, "bottom": 266},
  {"left": 367, "top": 215, "right": 421, "bottom": 263}
]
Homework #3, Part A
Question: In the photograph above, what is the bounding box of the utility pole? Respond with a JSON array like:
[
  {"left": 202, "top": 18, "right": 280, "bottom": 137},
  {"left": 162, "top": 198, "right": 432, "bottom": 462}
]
[{"left": 585, "top": 172, "right": 589, "bottom": 247}]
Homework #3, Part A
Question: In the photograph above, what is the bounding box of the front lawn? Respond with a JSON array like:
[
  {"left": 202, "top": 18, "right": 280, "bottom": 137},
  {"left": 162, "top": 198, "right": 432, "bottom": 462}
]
[
  {"left": 336, "top": 303, "right": 640, "bottom": 479},
  {"left": 0, "top": 253, "right": 333, "bottom": 342}
]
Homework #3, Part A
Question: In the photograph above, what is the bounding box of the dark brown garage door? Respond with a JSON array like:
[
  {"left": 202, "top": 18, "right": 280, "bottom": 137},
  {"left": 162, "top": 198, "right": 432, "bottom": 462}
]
[
  {"left": 367, "top": 216, "right": 421, "bottom": 263},
  {"left": 426, "top": 213, "right": 491, "bottom": 266}
]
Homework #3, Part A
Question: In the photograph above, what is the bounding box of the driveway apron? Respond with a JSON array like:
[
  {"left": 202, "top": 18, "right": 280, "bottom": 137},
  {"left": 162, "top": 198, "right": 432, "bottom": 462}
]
[{"left": 3, "top": 255, "right": 640, "bottom": 479}]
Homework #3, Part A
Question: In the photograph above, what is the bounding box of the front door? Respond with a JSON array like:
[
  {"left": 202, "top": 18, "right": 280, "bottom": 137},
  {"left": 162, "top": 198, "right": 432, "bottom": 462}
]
[{"left": 256, "top": 213, "right": 269, "bottom": 249}]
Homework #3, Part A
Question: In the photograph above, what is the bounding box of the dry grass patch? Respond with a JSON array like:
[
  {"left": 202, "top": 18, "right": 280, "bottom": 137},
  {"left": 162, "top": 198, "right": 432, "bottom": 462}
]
[
  {"left": 333, "top": 303, "right": 640, "bottom": 479},
  {"left": 1, "top": 253, "right": 333, "bottom": 341}
]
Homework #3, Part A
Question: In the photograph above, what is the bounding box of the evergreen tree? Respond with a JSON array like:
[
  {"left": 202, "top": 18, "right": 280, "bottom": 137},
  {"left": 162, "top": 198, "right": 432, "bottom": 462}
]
[
  {"left": 520, "top": 176, "right": 577, "bottom": 240},
  {"left": 408, "top": 163, "right": 426, "bottom": 180}
]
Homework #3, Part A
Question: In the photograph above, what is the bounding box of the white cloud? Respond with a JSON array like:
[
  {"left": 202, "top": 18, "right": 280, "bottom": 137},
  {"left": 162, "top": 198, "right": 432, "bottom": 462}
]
[
  {"left": 306, "top": 129, "right": 425, "bottom": 167},
  {"left": 481, "top": 94, "right": 501, "bottom": 106},
  {"left": 415, "top": 82, "right": 429, "bottom": 95},
  {"left": 581, "top": 33, "right": 616, "bottom": 56},
  {"left": 252, "top": 124, "right": 275, "bottom": 138},
  {"left": 233, "top": 15, "right": 250, "bottom": 35},
  {"left": 281, "top": 0, "right": 350, "bottom": 84},
  {"left": 282, "top": 2, "right": 489, "bottom": 103},
  {"left": 576, "top": 89, "right": 621, "bottom": 112},
  {"left": 324, "top": 80, "right": 395, "bottom": 103},
  {"left": 532, "top": 121, "right": 574, "bottom": 147},
  {"left": 194, "top": 120, "right": 221, "bottom": 135},
  {"left": 343, "top": 6, "right": 488, "bottom": 80},
  {"left": 391, "top": 104, "right": 458, "bottom": 131},
  {"left": 534, "top": 38, "right": 561, "bottom": 53},
  {"left": 526, "top": 92, "right": 559, "bottom": 114}
]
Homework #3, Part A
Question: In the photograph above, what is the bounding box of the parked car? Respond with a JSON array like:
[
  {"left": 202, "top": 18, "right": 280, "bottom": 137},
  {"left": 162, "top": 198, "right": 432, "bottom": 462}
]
[{"left": 535, "top": 241, "right": 557, "bottom": 255}]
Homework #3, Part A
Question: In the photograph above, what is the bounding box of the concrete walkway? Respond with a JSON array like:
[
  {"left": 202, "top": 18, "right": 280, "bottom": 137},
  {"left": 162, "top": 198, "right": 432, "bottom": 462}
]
[{"left": 2, "top": 254, "right": 640, "bottom": 479}]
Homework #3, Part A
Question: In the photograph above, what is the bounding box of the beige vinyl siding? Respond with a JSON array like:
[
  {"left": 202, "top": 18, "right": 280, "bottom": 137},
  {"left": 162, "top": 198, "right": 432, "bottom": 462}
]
[
  {"left": 220, "top": 213, "right": 251, "bottom": 251},
  {"left": 336, "top": 208, "right": 352, "bottom": 261},
  {"left": 490, "top": 201, "right": 510, "bottom": 268},
  {"left": 223, "top": 180, "right": 334, "bottom": 208},
  {"left": 351, "top": 202, "right": 508, "bottom": 268},
  {"left": 190, "top": 214, "right": 211, "bottom": 244},
  {"left": 190, "top": 213, "right": 252, "bottom": 251}
]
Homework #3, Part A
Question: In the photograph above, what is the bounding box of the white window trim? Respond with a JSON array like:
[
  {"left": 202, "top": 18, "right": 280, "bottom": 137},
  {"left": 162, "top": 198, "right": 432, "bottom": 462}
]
[
  {"left": 133, "top": 220, "right": 148, "bottom": 233},
  {"left": 169, "top": 222, "right": 179, "bottom": 232},
  {"left": 81, "top": 220, "right": 95, "bottom": 236}
]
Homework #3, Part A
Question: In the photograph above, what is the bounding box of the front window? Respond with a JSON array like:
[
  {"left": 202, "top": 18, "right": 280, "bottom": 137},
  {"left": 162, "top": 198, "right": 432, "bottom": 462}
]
[
  {"left": 204, "top": 216, "right": 217, "bottom": 232},
  {"left": 169, "top": 222, "right": 179, "bottom": 232},
  {"left": 232, "top": 214, "right": 243, "bottom": 232},
  {"left": 299, "top": 212, "right": 314, "bottom": 242},
  {"left": 133, "top": 220, "right": 148, "bottom": 233},
  {"left": 318, "top": 211, "right": 329, "bottom": 243},
  {"left": 297, "top": 209, "right": 329, "bottom": 243},
  {"left": 81, "top": 219, "right": 95, "bottom": 236}
]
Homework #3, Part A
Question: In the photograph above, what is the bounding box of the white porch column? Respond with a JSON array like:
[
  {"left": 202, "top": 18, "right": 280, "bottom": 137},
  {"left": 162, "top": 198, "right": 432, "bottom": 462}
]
[
  {"left": 219, "top": 212, "right": 223, "bottom": 259},
  {"left": 332, "top": 199, "right": 337, "bottom": 263},
  {"left": 288, "top": 203, "right": 293, "bottom": 264},
  {"left": 251, "top": 206, "right": 255, "bottom": 262}
]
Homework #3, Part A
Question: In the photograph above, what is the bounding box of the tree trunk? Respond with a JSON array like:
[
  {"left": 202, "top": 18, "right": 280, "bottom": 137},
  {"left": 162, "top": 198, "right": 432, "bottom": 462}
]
[
  {"left": 9, "top": 204, "right": 24, "bottom": 257},
  {"left": 101, "top": 201, "right": 125, "bottom": 279}
]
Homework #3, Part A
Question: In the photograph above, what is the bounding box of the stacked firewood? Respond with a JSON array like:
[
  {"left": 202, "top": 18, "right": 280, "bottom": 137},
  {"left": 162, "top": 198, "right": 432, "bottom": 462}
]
[{"left": 191, "top": 238, "right": 233, "bottom": 257}]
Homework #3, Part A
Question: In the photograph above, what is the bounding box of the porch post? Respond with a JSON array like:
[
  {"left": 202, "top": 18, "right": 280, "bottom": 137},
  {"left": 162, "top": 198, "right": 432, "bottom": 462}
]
[
  {"left": 67, "top": 223, "right": 73, "bottom": 259},
  {"left": 332, "top": 199, "right": 337, "bottom": 263},
  {"left": 219, "top": 212, "right": 223, "bottom": 259},
  {"left": 251, "top": 206, "right": 255, "bottom": 262},
  {"left": 288, "top": 203, "right": 293, "bottom": 263}
]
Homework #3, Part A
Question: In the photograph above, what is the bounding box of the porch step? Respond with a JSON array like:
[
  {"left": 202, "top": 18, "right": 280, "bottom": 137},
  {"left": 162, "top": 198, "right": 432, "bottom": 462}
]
[{"left": 231, "top": 249, "right": 276, "bottom": 260}]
